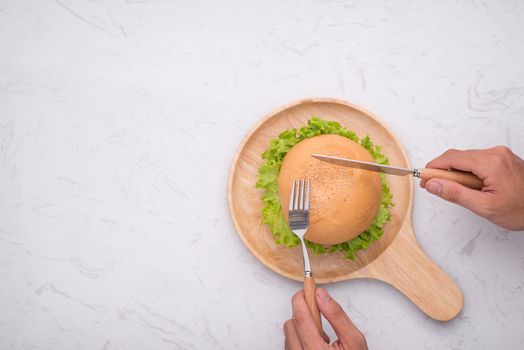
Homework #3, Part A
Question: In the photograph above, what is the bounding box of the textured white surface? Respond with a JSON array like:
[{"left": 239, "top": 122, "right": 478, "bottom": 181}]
[{"left": 1, "top": 1, "right": 524, "bottom": 349}]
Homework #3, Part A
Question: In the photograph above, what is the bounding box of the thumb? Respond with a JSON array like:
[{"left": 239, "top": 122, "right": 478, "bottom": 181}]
[
  {"left": 316, "top": 288, "right": 367, "bottom": 349},
  {"left": 424, "top": 178, "right": 486, "bottom": 212}
]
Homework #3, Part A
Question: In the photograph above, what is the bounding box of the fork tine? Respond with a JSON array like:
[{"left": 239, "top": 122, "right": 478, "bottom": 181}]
[
  {"left": 289, "top": 180, "right": 296, "bottom": 213},
  {"left": 304, "top": 178, "right": 310, "bottom": 213},
  {"left": 299, "top": 179, "right": 304, "bottom": 212},
  {"left": 293, "top": 179, "right": 299, "bottom": 213}
]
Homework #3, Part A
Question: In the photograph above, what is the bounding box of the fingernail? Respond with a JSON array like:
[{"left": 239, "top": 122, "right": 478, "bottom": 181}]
[
  {"left": 426, "top": 180, "right": 442, "bottom": 195},
  {"left": 317, "top": 288, "right": 330, "bottom": 302}
]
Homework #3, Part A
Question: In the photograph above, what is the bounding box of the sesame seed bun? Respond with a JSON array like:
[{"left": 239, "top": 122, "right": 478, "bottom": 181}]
[{"left": 279, "top": 134, "right": 381, "bottom": 245}]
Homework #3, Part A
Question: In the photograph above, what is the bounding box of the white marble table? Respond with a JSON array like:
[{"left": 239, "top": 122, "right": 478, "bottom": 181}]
[{"left": 1, "top": 1, "right": 524, "bottom": 349}]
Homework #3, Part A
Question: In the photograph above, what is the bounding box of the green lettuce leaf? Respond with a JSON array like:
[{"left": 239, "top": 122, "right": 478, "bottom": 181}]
[{"left": 256, "top": 117, "right": 394, "bottom": 260}]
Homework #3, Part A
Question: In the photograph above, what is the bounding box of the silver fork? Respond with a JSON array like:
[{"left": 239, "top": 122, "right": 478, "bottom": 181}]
[{"left": 288, "top": 178, "right": 322, "bottom": 332}]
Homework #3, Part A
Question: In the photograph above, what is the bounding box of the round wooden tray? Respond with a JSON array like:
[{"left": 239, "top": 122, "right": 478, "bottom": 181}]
[{"left": 228, "top": 98, "right": 463, "bottom": 321}]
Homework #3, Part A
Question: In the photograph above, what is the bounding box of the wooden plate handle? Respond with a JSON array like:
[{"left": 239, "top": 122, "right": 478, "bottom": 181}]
[
  {"left": 420, "top": 168, "right": 483, "bottom": 190},
  {"left": 304, "top": 276, "right": 323, "bottom": 332},
  {"left": 364, "top": 224, "right": 464, "bottom": 321}
]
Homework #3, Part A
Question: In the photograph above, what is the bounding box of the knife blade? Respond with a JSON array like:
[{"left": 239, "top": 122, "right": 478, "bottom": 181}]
[
  {"left": 311, "top": 154, "right": 416, "bottom": 176},
  {"left": 311, "top": 153, "right": 484, "bottom": 190}
]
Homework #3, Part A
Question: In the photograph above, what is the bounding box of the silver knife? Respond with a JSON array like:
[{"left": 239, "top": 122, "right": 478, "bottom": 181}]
[{"left": 311, "top": 154, "right": 484, "bottom": 189}]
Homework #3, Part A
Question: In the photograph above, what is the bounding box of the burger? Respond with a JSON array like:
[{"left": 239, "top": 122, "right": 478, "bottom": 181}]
[
  {"left": 256, "top": 117, "right": 393, "bottom": 260},
  {"left": 278, "top": 134, "right": 382, "bottom": 245}
]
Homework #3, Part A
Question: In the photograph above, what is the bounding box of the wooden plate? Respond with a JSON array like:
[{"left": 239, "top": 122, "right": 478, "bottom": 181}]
[{"left": 228, "top": 98, "right": 463, "bottom": 321}]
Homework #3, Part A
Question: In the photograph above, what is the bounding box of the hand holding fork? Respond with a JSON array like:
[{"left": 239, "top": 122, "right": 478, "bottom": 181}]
[{"left": 288, "top": 178, "right": 322, "bottom": 332}]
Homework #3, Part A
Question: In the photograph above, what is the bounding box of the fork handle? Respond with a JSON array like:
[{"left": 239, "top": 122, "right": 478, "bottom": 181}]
[{"left": 304, "top": 276, "right": 323, "bottom": 332}]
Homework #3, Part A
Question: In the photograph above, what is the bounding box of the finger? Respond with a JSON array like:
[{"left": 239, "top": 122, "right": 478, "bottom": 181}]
[
  {"left": 424, "top": 178, "right": 488, "bottom": 215},
  {"left": 291, "top": 291, "right": 325, "bottom": 349},
  {"left": 422, "top": 148, "right": 493, "bottom": 189},
  {"left": 284, "top": 319, "right": 303, "bottom": 350},
  {"left": 316, "top": 288, "right": 367, "bottom": 349},
  {"left": 425, "top": 149, "right": 484, "bottom": 175}
]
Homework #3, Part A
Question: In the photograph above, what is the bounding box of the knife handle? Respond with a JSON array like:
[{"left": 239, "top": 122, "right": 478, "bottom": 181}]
[
  {"left": 419, "top": 168, "right": 483, "bottom": 190},
  {"left": 304, "top": 276, "right": 323, "bottom": 333}
]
